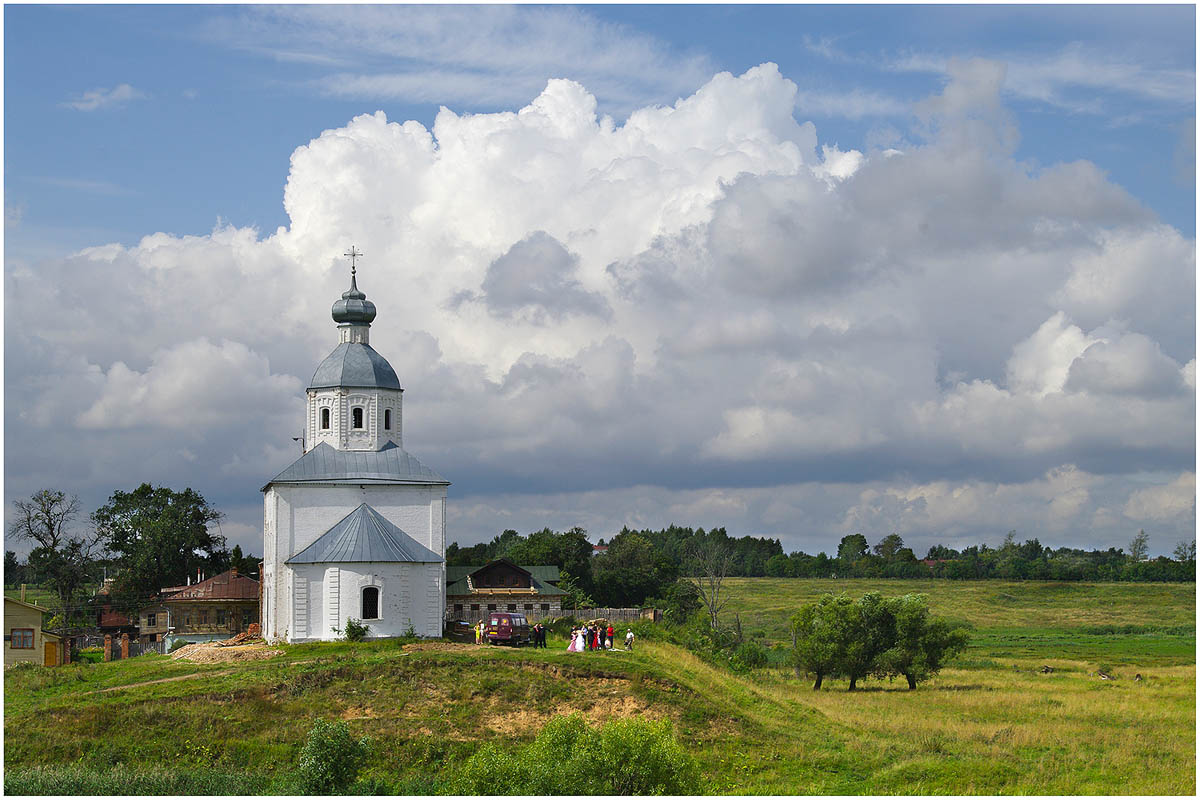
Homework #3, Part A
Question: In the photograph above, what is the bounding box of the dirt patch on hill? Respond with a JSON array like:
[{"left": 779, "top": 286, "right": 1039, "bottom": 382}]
[
  {"left": 482, "top": 693, "right": 665, "bottom": 736},
  {"left": 402, "top": 642, "right": 483, "bottom": 654},
  {"left": 170, "top": 642, "right": 283, "bottom": 664}
]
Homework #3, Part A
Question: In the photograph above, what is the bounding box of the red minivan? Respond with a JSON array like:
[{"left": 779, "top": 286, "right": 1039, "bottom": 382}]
[{"left": 485, "top": 612, "right": 531, "bottom": 646}]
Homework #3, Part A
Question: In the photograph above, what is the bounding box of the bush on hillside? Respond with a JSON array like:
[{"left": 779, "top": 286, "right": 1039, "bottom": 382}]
[
  {"left": 729, "top": 640, "right": 770, "bottom": 672},
  {"left": 296, "top": 718, "right": 370, "bottom": 795},
  {"left": 454, "top": 713, "right": 698, "bottom": 795}
]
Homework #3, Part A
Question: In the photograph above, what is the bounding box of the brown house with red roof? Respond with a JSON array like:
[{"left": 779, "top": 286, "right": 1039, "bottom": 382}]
[{"left": 161, "top": 567, "right": 259, "bottom": 644}]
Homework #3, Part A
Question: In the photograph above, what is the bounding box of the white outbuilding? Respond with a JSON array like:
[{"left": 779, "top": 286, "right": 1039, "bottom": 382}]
[{"left": 261, "top": 260, "right": 449, "bottom": 642}]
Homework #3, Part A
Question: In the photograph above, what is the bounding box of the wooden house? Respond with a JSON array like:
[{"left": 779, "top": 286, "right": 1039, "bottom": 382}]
[
  {"left": 162, "top": 567, "right": 259, "bottom": 645},
  {"left": 4, "top": 593, "right": 64, "bottom": 667},
  {"left": 445, "top": 559, "right": 564, "bottom": 623}
]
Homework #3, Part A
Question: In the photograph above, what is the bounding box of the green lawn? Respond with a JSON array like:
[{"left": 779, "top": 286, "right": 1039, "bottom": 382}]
[{"left": 4, "top": 579, "right": 1195, "bottom": 794}]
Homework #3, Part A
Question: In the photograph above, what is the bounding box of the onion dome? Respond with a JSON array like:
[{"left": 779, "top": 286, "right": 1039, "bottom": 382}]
[
  {"left": 332, "top": 272, "right": 377, "bottom": 325},
  {"left": 308, "top": 342, "right": 401, "bottom": 390}
]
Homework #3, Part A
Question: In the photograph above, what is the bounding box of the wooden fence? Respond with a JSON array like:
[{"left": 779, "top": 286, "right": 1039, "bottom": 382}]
[{"left": 570, "top": 607, "right": 660, "bottom": 623}]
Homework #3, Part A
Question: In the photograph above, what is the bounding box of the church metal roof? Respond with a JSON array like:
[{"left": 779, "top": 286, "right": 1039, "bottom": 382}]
[
  {"left": 286, "top": 503, "right": 442, "bottom": 565},
  {"left": 308, "top": 342, "right": 402, "bottom": 390},
  {"left": 264, "top": 442, "right": 449, "bottom": 488}
]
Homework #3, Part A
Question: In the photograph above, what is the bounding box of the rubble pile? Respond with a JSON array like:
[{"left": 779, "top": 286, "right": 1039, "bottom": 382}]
[{"left": 170, "top": 641, "right": 283, "bottom": 663}]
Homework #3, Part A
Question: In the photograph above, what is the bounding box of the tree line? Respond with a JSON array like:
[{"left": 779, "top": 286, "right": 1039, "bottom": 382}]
[
  {"left": 5, "top": 486, "right": 259, "bottom": 627},
  {"left": 447, "top": 523, "right": 1196, "bottom": 611},
  {"left": 446, "top": 524, "right": 780, "bottom": 609}
]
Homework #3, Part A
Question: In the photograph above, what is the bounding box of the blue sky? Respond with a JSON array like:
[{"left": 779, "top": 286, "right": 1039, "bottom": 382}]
[
  {"left": 4, "top": 4, "right": 1196, "bottom": 558},
  {"left": 6, "top": 3, "right": 1194, "bottom": 255}
]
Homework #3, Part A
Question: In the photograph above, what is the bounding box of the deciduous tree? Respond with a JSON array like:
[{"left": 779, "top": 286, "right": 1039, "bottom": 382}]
[
  {"left": 1129, "top": 529, "right": 1150, "bottom": 562},
  {"left": 875, "top": 594, "right": 970, "bottom": 689},
  {"left": 7, "top": 489, "right": 103, "bottom": 617},
  {"left": 92, "top": 483, "right": 226, "bottom": 606},
  {"left": 684, "top": 534, "right": 734, "bottom": 631}
]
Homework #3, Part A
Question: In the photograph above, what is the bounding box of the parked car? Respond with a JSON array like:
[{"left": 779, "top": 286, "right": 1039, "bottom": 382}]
[{"left": 485, "top": 612, "right": 530, "bottom": 646}]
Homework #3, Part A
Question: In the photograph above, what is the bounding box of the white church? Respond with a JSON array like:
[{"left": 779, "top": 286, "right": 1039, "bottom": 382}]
[{"left": 261, "top": 255, "right": 449, "bottom": 642}]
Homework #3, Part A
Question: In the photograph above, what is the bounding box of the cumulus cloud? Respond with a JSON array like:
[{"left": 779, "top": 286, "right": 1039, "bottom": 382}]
[
  {"left": 77, "top": 338, "right": 302, "bottom": 429},
  {"left": 5, "top": 61, "right": 1195, "bottom": 556},
  {"left": 61, "top": 83, "right": 146, "bottom": 111}
]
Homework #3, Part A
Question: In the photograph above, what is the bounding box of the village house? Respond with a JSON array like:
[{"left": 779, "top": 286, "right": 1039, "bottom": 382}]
[
  {"left": 446, "top": 559, "right": 565, "bottom": 623},
  {"left": 4, "top": 590, "right": 64, "bottom": 667},
  {"left": 161, "top": 567, "right": 260, "bottom": 646}
]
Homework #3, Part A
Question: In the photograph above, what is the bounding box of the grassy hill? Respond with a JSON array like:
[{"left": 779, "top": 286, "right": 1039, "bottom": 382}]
[{"left": 4, "top": 579, "right": 1195, "bottom": 794}]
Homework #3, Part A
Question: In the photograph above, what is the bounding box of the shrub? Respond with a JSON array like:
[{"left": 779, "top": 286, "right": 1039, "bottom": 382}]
[
  {"left": 454, "top": 713, "right": 698, "bottom": 795},
  {"left": 729, "top": 640, "right": 770, "bottom": 672},
  {"left": 338, "top": 618, "right": 370, "bottom": 642},
  {"left": 296, "top": 718, "right": 370, "bottom": 795},
  {"left": 168, "top": 638, "right": 189, "bottom": 653}
]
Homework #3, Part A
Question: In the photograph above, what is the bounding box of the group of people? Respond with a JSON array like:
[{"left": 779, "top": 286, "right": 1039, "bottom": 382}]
[{"left": 566, "top": 622, "right": 634, "bottom": 652}]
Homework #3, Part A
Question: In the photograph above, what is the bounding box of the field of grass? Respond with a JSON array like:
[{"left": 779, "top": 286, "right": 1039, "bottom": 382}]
[
  {"left": 4, "top": 579, "right": 1195, "bottom": 794},
  {"left": 3, "top": 586, "right": 57, "bottom": 609},
  {"left": 723, "top": 578, "right": 1197, "bottom": 665}
]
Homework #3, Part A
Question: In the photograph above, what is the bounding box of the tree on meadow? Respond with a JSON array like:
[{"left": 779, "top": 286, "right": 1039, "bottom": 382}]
[
  {"left": 875, "top": 594, "right": 970, "bottom": 689},
  {"left": 789, "top": 594, "right": 850, "bottom": 690}
]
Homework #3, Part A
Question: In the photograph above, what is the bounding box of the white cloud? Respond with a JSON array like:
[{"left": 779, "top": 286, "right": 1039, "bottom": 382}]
[
  {"left": 1123, "top": 473, "right": 1196, "bottom": 522},
  {"left": 207, "top": 5, "right": 712, "bottom": 114},
  {"left": 5, "top": 61, "right": 1194, "bottom": 554},
  {"left": 61, "top": 83, "right": 146, "bottom": 111},
  {"left": 892, "top": 43, "right": 1194, "bottom": 112},
  {"left": 77, "top": 338, "right": 302, "bottom": 430}
]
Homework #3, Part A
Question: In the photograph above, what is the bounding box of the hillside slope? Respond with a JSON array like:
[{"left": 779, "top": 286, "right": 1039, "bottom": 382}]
[{"left": 5, "top": 579, "right": 1196, "bottom": 794}]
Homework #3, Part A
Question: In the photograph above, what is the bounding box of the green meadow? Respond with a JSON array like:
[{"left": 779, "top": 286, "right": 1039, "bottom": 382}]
[{"left": 4, "top": 579, "right": 1194, "bottom": 794}]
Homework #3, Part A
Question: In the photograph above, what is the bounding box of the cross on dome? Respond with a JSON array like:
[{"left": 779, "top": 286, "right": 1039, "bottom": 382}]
[
  {"left": 332, "top": 245, "right": 375, "bottom": 324},
  {"left": 344, "top": 245, "right": 363, "bottom": 276}
]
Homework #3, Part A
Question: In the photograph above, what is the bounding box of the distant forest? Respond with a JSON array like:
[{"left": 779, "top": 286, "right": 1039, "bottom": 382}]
[{"left": 448, "top": 525, "right": 1197, "bottom": 608}]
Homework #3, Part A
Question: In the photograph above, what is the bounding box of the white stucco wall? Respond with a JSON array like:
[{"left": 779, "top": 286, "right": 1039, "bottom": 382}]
[
  {"left": 262, "top": 482, "right": 447, "bottom": 642},
  {"left": 286, "top": 562, "right": 443, "bottom": 640}
]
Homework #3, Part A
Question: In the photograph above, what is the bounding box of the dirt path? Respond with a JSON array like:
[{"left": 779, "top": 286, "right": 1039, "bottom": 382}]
[
  {"left": 83, "top": 658, "right": 321, "bottom": 695},
  {"left": 84, "top": 668, "right": 238, "bottom": 694}
]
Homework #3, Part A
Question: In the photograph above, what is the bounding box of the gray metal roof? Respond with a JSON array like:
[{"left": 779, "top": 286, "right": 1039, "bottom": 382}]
[
  {"left": 309, "top": 342, "right": 401, "bottom": 390},
  {"left": 286, "top": 503, "right": 442, "bottom": 565},
  {"left": 264, "top": 442, "right": 449, "bottom": 488},
  {"left": 331, "top": 273, "right": 377, "bottom": 325}
]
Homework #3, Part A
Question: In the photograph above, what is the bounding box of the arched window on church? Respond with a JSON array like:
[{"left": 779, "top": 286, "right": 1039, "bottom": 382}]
[
  {"left": 384, "top": 409, "right": 392, "bottom": 430},
  {"left": 320, "top": 408, "right": 330, "bottom": 430},
  {"left": 352, "top": 407, "right": 364, "bottom": 429},
  {"left": 362, "top": 586, "right": 379, "bottom": 620}
]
